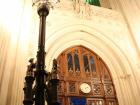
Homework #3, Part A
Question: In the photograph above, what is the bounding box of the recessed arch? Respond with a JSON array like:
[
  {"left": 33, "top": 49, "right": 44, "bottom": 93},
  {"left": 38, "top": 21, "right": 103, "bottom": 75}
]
[
  {"left": 45, "top": 24, "right": 138, "bottom": 105},
  {"left": 56, "top": 45, "right": 118, "bottom": 105},
  {"left": 45, "top": 24, "right": 129, "bottom": 76}
]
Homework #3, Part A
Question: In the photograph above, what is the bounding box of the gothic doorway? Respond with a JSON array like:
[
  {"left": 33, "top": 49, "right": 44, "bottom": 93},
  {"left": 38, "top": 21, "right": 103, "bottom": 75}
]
[{"left": 57, "top": 46, "right": 118, "bottom": 105}]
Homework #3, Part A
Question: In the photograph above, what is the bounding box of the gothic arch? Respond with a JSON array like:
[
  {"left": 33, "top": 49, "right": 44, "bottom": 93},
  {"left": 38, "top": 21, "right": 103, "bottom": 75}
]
[
  {"left": 45, "top": 24, "right": 138, "bottom": 105},
  {"left": 57, "top": 45, "right": 118, "bottom": 105}
]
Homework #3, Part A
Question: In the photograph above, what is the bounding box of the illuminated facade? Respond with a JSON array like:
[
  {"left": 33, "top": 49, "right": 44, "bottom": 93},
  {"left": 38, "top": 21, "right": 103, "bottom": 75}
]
[{"left": 0, "top": 0, "right": 140, "bottom": 105}]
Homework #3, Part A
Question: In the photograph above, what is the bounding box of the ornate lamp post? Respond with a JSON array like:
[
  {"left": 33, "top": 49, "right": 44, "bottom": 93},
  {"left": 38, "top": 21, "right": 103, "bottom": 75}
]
[{"left": 23, "top": 0, "right": 60, "bottom": 105}]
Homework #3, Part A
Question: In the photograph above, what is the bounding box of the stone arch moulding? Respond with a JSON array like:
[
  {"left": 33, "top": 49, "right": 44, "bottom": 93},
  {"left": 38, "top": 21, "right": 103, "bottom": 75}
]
[{"left": 45, "top": 24, "right": 138, "bottom": 105}]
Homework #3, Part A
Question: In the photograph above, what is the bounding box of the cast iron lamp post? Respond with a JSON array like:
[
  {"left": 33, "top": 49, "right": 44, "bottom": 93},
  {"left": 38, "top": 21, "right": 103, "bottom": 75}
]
[{"left": 23, "top": 0, "right": 60, "bottom": 105}]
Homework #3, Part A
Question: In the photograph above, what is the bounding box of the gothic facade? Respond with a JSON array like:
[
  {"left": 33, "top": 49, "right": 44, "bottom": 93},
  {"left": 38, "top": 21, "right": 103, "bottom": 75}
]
[{"left": 0, "top": 0, "right": 140, "bottom": 105}]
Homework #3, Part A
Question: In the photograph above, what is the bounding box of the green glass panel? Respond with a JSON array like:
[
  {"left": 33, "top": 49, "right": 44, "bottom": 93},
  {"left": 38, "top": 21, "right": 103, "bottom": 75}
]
[{"left": 85, "top": 0, "right": 100, "bottom": 6}]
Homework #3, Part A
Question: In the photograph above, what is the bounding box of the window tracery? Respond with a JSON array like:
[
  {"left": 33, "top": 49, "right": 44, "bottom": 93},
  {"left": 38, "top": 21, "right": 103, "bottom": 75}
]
[
  {"left": 67, "top": 53, "right": 73, "bottom": 70},
  {"left": 83, "top": 55, "right": 90, "bottom": 72},
  {"left": 57, "top": 46, "right": 118, "bottom": 105},
  {"left": 104, "top": 84, "right": 114, "bottom": 97},
  {"left": 93, "top": 84, "right": 102, "bottom": 95},
  {"left": 74, "top": 53, "right": 80, "bottom": 71}
]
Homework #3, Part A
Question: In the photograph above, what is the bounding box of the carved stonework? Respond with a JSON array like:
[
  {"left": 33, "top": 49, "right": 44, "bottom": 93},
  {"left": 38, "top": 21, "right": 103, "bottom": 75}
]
[
  {"left": 72, "top": 0, "right": 92, "bottom": 18},
  {"left": 93, "top": 84, "right": 103, "bottom": 96},
  {"left": 106, "top": 99, "right": 117, "bottom": 105},
  {"left": 104, "top": 84, "right": 115, "bottom": 97},
  {"left": 58, "top": 81, "right": 63, "bottom": 92},
  {"left": 75, "top": 70, "right": 81, "bottom": 76},
  {"left": 69, "top": 83, "right": 76, "bottom": 93},
  {"left": 85, "top": 71, "right": 91, "bottom": 77},
  {"left": 54, "top": 0, "right": 123, "bottom": 21},
  {"left": 57, "top": 46, "right": 118, "bottom": 105}
]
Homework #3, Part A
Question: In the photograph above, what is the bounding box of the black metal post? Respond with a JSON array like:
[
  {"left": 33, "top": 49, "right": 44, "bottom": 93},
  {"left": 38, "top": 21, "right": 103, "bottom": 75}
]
[
  {"left": 23, "top": 59, "right": 35, "bottom": 105},
  {"left": 23, "top": 3, "right": 60, "bottom": 105},
  {"left": 49, "top": 79, "right": 60, "bottom": 105},
  {"left": 49, "top": 59, "right": 60, "bottom": 105},
  {"left": 35, "top": 3, "right": 49, "bottom": 105},
  {"left": 23, "top": 75, "right": 34, "bottom": 105}
]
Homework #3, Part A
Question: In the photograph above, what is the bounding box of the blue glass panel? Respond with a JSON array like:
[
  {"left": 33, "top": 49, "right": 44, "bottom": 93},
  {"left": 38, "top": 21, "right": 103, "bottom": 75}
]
[
  {"left": 70, "top": 97, "right": 86, "bottom": 105},
  {"left": 90, "top": 56, "right": 96, "bottom": 72}
]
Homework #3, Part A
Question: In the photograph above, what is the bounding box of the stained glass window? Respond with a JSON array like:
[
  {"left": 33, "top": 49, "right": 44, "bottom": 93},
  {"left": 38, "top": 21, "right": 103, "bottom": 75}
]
[
  {"left": 85, "top": 0, "right": 100, "bottom": 6},
  {"left": 74, "top": 54, "right": 80, "bottom": 71},
  {"left": 90, "top": 56, "right": 96, "bottom": 72},
  {"left": 70, "top": 97, "right": 86, "bottom": 105},
  {"left": 58, "top": 46, "right": 118, "bottom": 105},
  {"left": 83, "top": 55, "right": 90, "bottom": 72},
  {"left": 67, "top": 53, "right": 73, "bottom": 70}
]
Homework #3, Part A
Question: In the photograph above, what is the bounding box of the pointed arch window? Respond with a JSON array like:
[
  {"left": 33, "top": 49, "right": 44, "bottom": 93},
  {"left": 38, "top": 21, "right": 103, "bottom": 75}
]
[
  {"left": 58, "top": 46, "right": 119, "bottom": 105},
  {"left": 67, "top": 53, "right": 73, "bottom": 70},
  {"left": 90, "top": 56, "right": 96, "bottom": 72},
  {"left": 83, "top": 55, "right": 90, "bottom": 72},
  {"left": 74, "top": 53, "right": 80, "bottom": 71}
]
